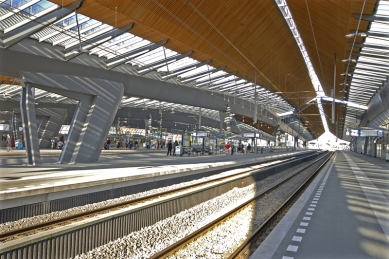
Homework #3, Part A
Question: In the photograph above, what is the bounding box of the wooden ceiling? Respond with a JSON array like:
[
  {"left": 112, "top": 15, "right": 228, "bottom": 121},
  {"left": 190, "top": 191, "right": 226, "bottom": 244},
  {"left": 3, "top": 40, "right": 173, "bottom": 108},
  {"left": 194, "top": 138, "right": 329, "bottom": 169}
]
[
  {"left": 49, "top": 0, "right": 377, "bottom": 139},
  {"left": 0, "top": 76, "right": 18, "bottom": 85},
  {"left": 298, "top": 104, "right": 323, "bottom": 138},
  {"left": 234, "top": 114, "right": 274, "bottom": 135},
  {"left": 52, "top": 0, "right": 316, "bottom": 103}
]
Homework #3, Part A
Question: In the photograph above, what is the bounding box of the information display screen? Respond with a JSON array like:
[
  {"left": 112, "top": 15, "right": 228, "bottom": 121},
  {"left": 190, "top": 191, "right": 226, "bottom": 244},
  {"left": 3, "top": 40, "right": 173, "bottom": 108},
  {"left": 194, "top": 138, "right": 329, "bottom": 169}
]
[
  {"left": 242, "top": 133, "right": 256, "bottom": 138},
  {"left": 191, "top": 132, "right": 209, "bottom": 137}
]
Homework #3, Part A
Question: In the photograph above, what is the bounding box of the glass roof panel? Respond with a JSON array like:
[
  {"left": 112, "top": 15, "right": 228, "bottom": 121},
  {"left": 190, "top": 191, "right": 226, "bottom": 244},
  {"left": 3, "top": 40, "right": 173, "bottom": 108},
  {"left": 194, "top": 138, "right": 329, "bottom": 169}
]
[
  {"left": 0, "top": 0, "right": 57, "bottom": 31},
  {"left": 7, "top": 6, "right": 295, "bottom": 123},
  {"left": 345, "top": 5, "right": 389, "bottom": 111}
]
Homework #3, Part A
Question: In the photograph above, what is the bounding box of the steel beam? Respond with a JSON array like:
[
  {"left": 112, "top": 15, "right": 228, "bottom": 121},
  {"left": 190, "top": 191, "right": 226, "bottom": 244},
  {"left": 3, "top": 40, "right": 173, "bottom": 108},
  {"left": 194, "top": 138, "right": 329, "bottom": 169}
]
[
  {"left": 20, "top": 71, "right": 123, "bottom": 164},
  {"left": 1, "top": 0, "right": 82, "bottom": 48},
  {"left": 161, "top": 59, "right": 211, "bottom": 80},
  {"left": 0, "top": 46, "right": 278, "bottom": 127},
  {"left": 107, "top": 38, "right": 167, "bottom": 69},
  {"left": 354, "top": 13, "right": 389, "bottom": 22},
  {"left": 353, "top": 60, "right": 389, "bottom": 68},
  {"left": 196, "top": 71, "right": 237, "bottom": 87},
  {"left": 351, "top": 73, "right": 386, "bottom": 81},
  {"left": 65, "top": 23, "right": 134, "bottom": 60},
  {"left": 349, "top": 42, "right": 389, "bottom": 51},
  {"left": 351, "top": 81, "right": 382, "bottom": 87},
  {"left": 180, "top": 65, "right": 226, "bottom": 83},
  {"left": 138, "top": 50, "right": 193, "bottom": 75},
  {"left": 209, "top": 76, "right": 247, "bottom": 90},
  {"left": 348, "top": 51, "right": 389, "bottom": 61},
  {"left": 37, "top": 108, "right": 67, "bottom": 148},
  {"left": 220, "top": 81, "right": 250, "bottom": 93},
  {"left": 350, "top": 29, "right": 389, "bottom": 39},
  {"left": 351, "top": 77, "right": 383, "bottom": 84},
  {"left": 348, "top": 66, "right": 389, "bottom": 75}
]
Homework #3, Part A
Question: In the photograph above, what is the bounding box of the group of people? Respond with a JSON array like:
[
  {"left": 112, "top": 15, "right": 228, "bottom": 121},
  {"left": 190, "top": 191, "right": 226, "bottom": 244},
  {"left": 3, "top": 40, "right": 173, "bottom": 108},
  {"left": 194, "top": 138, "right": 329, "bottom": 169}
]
[
  {"left": 166, "top": 140, "right": 179, "bottom": 156},
  {"left": 104, "top": 138, "right": 139, "bottom": 150},
  {"left": 225, "top": 142, "right": 252, "bottom": 155},
  {"left": 51, "top": 136, "right": 65, "bottom": 149}
]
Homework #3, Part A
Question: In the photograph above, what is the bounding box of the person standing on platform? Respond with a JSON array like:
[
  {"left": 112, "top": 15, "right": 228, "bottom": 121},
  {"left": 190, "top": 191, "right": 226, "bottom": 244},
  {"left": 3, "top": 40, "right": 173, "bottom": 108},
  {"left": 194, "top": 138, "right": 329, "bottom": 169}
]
[
  {"left": 225, "top": 142, "right": 230, "bottom": 155},
  {"left": 173, "top": 140, "right": 179, "bottom": 156},
  {"left": 106, "top": 138, "right": 111, "bottom": 150},
  {"left": 231, "top": 143, "right": 234, "bottom": 155},
  {"left": 6, "top": 134, "right": 12, "bottom": 152},
  {"left": 246, "top": 143, "right": 251, "bottom": 154},
  {"left": 51, "top": 137, "right": 56, "bottom": 149},
  {"left": 167, "top": 140, "right": 173, "bottom": 156}
]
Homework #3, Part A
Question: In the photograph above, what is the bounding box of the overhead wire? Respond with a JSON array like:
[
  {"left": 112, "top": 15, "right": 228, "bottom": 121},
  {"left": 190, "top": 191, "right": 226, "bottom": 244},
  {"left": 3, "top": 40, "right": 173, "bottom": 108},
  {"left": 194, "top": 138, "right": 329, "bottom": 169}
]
[{"left": 304, "top": 0, "right": 327, "bottom": 91}]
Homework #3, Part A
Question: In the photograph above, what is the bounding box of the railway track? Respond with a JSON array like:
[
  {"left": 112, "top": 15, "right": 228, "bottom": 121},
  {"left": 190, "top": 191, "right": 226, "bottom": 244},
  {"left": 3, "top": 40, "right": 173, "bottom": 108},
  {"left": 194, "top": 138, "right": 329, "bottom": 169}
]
[
  {"left": 0, "top": 152, "right": 321, "bottom": 243},
  {"left": 149, "top": 151, "right": 332, "bottom": 259}
]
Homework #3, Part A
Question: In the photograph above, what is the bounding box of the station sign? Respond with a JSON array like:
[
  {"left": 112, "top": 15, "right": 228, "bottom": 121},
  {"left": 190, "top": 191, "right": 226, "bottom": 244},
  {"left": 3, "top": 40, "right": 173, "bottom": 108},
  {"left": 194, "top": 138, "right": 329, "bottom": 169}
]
[
  {"left": 191, "top": 132, "right": 209, "bottom": 137},
  {"left": 349, "top": 128, "right": 385, "bottom": 137},
  {"left": 360, "top": 129, "right": 384, "bottom": 137}
]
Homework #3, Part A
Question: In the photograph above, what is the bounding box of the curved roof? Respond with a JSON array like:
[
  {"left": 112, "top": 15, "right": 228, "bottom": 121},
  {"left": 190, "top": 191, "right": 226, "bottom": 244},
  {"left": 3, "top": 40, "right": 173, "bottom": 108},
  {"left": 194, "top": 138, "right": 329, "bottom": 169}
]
[{"left": 1, "top": 0, "right": 385, "bottom": 140}]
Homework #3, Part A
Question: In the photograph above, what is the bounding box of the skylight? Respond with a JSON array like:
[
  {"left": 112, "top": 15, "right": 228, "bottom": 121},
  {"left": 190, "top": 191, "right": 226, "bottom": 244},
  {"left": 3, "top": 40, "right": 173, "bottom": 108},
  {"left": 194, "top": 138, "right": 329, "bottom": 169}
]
[{"left": 276, "top": 0, "right": 331, "bottom": 134}]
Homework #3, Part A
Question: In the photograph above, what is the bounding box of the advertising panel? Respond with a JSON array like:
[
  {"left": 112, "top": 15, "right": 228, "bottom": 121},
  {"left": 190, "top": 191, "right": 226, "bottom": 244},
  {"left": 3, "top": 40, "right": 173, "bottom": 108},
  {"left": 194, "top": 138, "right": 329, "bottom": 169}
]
[{"left": 119, "top": 127, "right": 146, "bottom": 136}]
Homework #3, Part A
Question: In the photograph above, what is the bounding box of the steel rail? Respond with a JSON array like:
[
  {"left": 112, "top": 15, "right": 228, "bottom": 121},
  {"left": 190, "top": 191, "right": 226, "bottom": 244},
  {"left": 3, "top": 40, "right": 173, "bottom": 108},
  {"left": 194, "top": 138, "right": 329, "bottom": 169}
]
[
  {"left": 150, "top": 151, "right": 331, "bottom": 259},
  {"left": 0, "top": 151, "right": 320, "bottom": 241},
  {"left": 228, "top": 151, "right": 333, "bottom": 258}
]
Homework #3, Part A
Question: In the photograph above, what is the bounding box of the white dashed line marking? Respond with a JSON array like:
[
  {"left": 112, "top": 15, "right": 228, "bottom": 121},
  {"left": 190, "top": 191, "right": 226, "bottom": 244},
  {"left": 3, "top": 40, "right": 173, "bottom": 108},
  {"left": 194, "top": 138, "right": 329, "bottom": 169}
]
[
  {"left": 282, "top": 153, "right": 336, "bottom": 259},
  {"left": 287, "top": 245, "right": 299, "bottom": 252},
  {"left": 292, "top": 236, "right": 303, "bottom": 242}
]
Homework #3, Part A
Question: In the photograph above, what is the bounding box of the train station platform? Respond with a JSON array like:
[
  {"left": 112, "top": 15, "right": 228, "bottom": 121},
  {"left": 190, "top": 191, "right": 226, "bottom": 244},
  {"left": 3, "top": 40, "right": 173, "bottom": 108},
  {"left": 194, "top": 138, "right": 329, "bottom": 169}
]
[
  {"left": 0, "top": 149, "right": 313, "bottom": 211},
  {"left": 251, "top": 151, "right": 389, "bottom": 259}
]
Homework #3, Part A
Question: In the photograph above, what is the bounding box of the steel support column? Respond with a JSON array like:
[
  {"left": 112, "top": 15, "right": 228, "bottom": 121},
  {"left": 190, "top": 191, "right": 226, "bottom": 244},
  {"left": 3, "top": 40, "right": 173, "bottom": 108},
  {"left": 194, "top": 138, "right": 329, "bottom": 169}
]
[
  {"left": 20, "top": 71, "right": 123, "bottom": 163},
  {"left": 20, "top": 83, "right": 41, "bottom": 165},
  {"left": 38, "top": 108, "right": 67, "bottom": 148}
]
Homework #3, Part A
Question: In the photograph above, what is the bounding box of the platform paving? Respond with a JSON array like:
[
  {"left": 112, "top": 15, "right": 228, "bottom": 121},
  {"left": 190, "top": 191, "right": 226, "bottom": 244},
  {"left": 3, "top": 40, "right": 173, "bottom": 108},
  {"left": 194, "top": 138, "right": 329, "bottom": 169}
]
[
  {"left": 251, "top": 151, "right": 389, "bottom": 259},
  {"left": 0, "top": 149, "right": 312, "bottom": 209}
]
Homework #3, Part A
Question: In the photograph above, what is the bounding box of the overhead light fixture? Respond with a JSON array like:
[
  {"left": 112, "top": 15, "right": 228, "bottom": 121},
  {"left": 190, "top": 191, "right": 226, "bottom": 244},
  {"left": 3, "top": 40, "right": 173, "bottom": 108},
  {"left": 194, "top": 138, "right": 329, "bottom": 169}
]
[
  {"left": 345, "top": 32, "right": 367, "bottom": 38},
  {"left": 340, "top": 83, "right": 349, "bottom": 86},
  {"left": 77, "top": 48, "right": 90, "bottom": 53},
  {"left": 340, "top": 73, "right": 352, "bottom": 76},
  {"left": 342, "top": 59, "right": 357, "bottom": 63}
]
